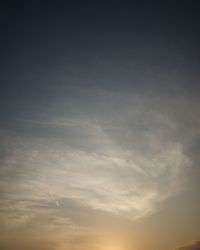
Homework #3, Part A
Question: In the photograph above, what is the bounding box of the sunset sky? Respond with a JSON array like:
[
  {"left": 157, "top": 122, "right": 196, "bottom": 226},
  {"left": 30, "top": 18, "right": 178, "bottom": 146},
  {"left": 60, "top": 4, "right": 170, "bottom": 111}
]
[{"left": 0, "top": 2, "right": 200, "bottom": 250}]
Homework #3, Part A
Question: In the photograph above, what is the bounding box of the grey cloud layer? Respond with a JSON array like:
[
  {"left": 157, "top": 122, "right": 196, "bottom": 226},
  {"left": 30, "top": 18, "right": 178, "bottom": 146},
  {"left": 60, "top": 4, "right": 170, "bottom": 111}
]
[{"left": 0, "top": 88, "right": 195, "bottom": 226}]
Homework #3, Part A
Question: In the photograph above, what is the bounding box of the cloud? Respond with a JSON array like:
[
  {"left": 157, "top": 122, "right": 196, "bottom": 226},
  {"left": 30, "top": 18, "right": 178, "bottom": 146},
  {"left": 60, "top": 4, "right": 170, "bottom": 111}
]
[
  {"left": 0, "top": 86, "right": 198, "bottom": 250},
  {"left": 175, "top": 240, "right": 200, "bottom": 250},
  {"left": 0, "top": 109, "right": 191, "bottom": 221}
]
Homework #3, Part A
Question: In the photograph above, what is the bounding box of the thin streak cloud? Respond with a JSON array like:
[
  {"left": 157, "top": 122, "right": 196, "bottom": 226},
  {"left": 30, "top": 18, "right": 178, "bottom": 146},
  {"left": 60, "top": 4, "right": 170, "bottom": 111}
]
[
  {"left": 0, "top": 97, "right": 192, "bottom": 221},
  {"left": 175, "top": 241, "right": 200, "bottom": 250}
]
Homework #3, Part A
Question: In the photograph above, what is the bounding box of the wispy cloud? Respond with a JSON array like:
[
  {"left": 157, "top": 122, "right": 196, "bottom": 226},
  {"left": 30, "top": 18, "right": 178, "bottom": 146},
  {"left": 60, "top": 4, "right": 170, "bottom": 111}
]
[
  {"left": 0, "top": 103, "right": 191, "bottom": 221},
  {"left": 174, "top": 240, "right": 200, "bottom": 250}
]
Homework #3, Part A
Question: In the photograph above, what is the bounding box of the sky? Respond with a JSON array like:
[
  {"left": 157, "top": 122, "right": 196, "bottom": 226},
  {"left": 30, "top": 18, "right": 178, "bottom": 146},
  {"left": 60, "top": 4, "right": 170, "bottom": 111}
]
[{"left": 0, "top": 1, "right": 200, "bottom": 250}]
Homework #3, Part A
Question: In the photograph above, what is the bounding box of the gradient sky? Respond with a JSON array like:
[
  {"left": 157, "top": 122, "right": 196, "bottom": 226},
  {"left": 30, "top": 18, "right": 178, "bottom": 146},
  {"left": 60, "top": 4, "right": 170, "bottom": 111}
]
[{"left": 0, "top": 1, "right": 200, "bottom": 250}]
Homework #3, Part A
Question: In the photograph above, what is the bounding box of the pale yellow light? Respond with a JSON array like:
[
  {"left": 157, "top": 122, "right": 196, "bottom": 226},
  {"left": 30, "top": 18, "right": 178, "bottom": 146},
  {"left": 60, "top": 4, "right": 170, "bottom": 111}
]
[{"left": 103, "top": 244, "right": 122, "bottom": 250}]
